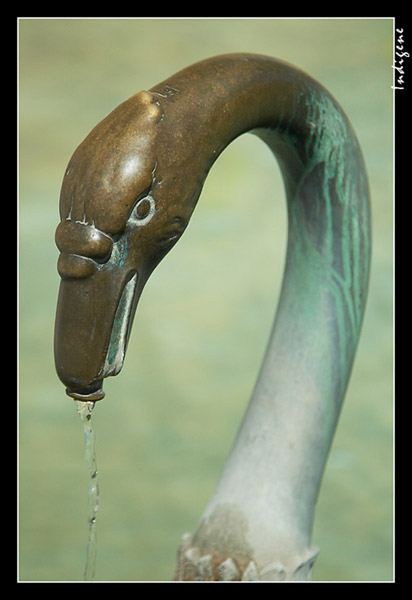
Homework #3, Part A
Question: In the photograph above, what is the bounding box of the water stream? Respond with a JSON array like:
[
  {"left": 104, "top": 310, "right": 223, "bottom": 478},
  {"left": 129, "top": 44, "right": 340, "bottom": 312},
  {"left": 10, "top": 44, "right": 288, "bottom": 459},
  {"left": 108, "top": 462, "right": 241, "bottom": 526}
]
[{"left": 76, "top": 400, "right": 100, "bottom": 581}]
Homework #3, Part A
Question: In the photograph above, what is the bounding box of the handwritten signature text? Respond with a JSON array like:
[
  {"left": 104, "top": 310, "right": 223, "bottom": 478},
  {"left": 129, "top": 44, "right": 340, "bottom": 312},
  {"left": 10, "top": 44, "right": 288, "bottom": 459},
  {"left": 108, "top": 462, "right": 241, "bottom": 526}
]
[{"left": 392, "top": 28, "right": 409, "bottom": 90}]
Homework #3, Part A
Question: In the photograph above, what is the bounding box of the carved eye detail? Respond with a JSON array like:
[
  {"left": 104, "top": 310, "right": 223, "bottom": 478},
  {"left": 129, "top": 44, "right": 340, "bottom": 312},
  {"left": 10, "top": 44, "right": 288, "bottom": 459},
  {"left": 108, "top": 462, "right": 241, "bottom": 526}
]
[
  {"left": 135, "top": 197, "right": 151, "bottom": 218},
  {"left": 131, "top": 194, "right": 156, "bottom": 226}
]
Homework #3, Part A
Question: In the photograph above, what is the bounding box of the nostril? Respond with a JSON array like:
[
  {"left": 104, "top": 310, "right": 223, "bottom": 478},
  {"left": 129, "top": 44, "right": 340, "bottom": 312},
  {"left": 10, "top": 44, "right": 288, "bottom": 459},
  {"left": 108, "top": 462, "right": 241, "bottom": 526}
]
[{"left": 55, "top": 220, "right": 113, "bottom": 261}]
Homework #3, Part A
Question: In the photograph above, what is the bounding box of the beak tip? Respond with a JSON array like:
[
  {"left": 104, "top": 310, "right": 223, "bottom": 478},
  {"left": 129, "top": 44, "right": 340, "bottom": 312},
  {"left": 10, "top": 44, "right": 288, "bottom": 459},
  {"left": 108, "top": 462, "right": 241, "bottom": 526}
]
[{"left": 65, "top": 385, "right": 105, "bottom": 402}]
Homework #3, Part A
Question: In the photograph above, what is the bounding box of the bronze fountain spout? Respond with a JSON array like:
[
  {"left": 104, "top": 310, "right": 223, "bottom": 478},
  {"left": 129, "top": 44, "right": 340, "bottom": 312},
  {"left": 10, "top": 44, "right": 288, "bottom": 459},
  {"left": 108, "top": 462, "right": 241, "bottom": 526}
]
[{"left": 54, "top": 54, "right": 371, "bottom": 580}]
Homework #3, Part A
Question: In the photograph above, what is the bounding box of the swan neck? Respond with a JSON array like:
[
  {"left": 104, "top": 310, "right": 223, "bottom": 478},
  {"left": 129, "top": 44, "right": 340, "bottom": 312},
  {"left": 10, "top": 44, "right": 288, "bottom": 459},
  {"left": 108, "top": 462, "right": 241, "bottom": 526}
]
[{"left": 160, "top": 55, "right": 371, "bottom": 579}]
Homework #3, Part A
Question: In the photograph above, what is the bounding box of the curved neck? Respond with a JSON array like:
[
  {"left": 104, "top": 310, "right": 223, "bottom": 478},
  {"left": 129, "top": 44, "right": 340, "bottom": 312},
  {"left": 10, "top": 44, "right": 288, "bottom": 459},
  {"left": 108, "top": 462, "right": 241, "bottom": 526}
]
[{"left": 150, "top": 55, "right": 371, "bottom": 579}]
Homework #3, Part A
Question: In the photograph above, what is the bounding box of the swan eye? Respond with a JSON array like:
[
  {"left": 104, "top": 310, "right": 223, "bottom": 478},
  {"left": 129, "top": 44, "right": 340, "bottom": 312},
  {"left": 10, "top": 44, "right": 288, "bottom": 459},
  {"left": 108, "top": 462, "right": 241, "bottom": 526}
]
[{"left": 131, "top": 195, "right": 156, "bottom": 225}]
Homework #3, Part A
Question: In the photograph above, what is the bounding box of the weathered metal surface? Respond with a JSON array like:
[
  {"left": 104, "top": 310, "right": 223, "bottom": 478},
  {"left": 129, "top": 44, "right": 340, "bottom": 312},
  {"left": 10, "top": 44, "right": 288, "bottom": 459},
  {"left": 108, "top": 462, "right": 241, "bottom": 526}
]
[{"left": 54, "top": 54, "right": 371, "bottom": 579}]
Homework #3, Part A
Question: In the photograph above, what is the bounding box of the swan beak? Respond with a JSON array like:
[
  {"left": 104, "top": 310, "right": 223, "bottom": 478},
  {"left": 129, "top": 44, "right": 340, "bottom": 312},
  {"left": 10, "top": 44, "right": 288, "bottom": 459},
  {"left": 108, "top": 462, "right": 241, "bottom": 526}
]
[{"left": 54, "top": 266, "right": 143, "bottom": 402}]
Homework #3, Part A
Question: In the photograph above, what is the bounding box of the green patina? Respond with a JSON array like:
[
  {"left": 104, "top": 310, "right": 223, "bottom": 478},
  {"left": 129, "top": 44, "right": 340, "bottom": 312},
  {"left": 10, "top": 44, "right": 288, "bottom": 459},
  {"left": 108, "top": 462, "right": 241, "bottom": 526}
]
[
  {"left": 280, "top": 87, "right": 371, "bottom": 442},
  {"left": 105, "top": 272, "right": 136, "bottom": 369},
  {"left": 101, "top": 233, "right": 134, "bottom": 368}
]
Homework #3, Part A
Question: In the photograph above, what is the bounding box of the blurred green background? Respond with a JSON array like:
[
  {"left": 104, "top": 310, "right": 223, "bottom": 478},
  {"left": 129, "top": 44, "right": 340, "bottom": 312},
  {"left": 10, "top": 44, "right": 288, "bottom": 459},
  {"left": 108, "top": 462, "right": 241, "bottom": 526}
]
[{"left": 18, "top": 18, "right": 393, "bottom": 582}]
